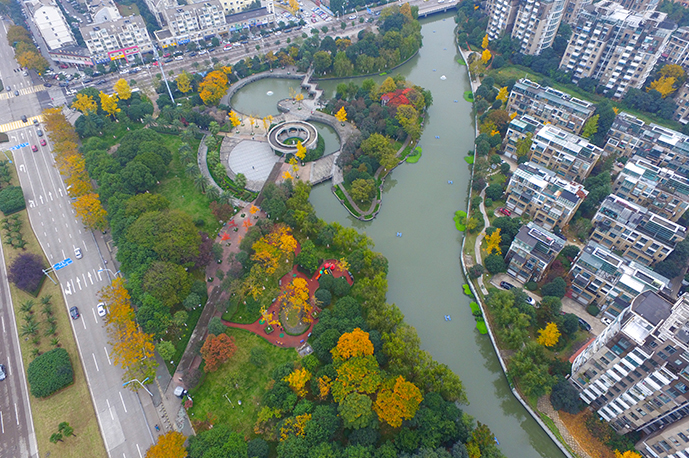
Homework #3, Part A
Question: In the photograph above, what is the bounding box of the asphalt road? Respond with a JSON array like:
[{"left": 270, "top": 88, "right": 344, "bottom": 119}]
[
  {"left": 10, "top": 125, "right": 155, "bottom": 457},
  {"left": 0, "top": 226, "right": 39, "bottom": 458}
]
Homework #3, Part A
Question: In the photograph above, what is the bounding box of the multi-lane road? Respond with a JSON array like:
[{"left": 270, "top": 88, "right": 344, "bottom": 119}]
[{"left": 9, "top": 125, "right": 156, "bottom": 457}]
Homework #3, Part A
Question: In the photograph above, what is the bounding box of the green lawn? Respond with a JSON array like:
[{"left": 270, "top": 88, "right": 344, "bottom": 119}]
[
  {"left": 155, "top": 136, "right": 221, "bottom": 235},
  {"left": 188, "top": 327, "right": 298, "bottom": 436}
]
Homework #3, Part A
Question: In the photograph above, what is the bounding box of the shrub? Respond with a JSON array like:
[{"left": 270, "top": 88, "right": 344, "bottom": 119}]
[
  {"left": 27, "top": 348, "right": 74, "bottom": 398},
  {"left": 524, "top": 281, "right": 538, "bottom": 291},
  {"left": 541, "top": 277, "right": 567, "bottom": 298},
  {"left": 9, "top": 253, "right": 45, "bottom": 294},
  {"left": 315, "top": 288, "right": 332, "bottom": 306},
  {"left": 484, "top": 197, "right": 493, "bottom": 207},
  {"left": 208, "top": 317, "right": 226, "bottom": 336},
  {"left": 586, "top": 304, "right": 600, "bottom": 317},
  {"left": 0, "top": 186, "right": 26, "bottom": 215},
  {"left": 468, "top": 265, "right": 485, "bottom": 279},
  {"left": 550, "top": 378, "right": 582, "bottom": 414}
]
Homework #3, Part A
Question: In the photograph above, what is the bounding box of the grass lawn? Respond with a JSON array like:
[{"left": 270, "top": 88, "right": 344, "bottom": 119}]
[
  {"left": 156, "top": 135, "right": 221, "bottom": 235},
  {"left": 1, "top": 155, "right": 106, "bottom": 458},
  {"left": 188, "top": 327, "right": 298, "bottom": 436},
  {"left": 463, "top": 90, "right": 474, "bottom": 102},
  {"left": 117, "top": 2, "right": 140, "bottom": 16},
  {"left": 488, "top": 173, "right": 506, "bottom": 186},
  {"left": 164, "top": 302, "right": 204, "bottom": 374}
]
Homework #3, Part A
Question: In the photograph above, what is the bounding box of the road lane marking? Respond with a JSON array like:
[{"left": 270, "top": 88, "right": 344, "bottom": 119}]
[
  {"left": 46, "top": 242, "right": 50, "bottom": 248},
  {"left": 137, "top": 443, "right": 143, "bottom": 458},
  {"left": 70, "top": 279, "right": 75, "bottom": 292},
  {"left": 0, "top": 410, "right": 3, "bottom": 433},
  {"left": 69, "top": 233, "right": 72, "bottom": 238},
  {"left": 14, "top": 403, "right": 18, "bottom": 425},
  {"left": 92, "top": 353, "right": 99, "bottom": 372},
  {"left": 119, "top": 392, "right": 127, "bottom": 413},
  {"left": 104, "top": 347, "right": 111, "bottom": 365},
  {"left": 61, "top": 249, "right": 65, "bottom": 259},
  {"left": 88, "top": 272, "right": 93, "bottom": 284},
  {"left": 92, "top": 308, "right": 98, "bottom": 324},
  {"left": 106, "top": 399, "right": 114, "bottom": 420},
  {"left": 1, "top": 316, "right": 4, "bottom": 333},
  {"left": 76, "top": 277, "right": 82, "bottom": 290},
  {"left": 82, "top": 315, "right": 86, "bottom": 330},
  {"left": 58, "top": 238, "right": 61, "bottom": 243}
]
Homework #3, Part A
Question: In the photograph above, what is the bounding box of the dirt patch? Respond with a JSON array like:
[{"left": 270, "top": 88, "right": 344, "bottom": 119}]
[{"left": 559, "top": 410, "right": 616, "bottom": 458}]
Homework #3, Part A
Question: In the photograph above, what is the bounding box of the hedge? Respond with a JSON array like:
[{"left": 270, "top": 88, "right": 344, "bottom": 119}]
[
  {"left": 27, "top": 348, "right": 74, "bottom": 398},
  {"left": 0, "top": 186, "right": 26, "bottom": 215}
]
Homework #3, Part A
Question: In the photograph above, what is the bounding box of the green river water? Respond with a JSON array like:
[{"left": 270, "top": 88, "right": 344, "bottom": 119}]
[{"left": 232, "top": 13, "right": 567, "bottom": 458}]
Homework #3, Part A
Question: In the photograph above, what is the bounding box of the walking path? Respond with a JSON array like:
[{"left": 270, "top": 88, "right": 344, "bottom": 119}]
[
  {"left": 538, "top": 397, "right": 592, "bottom": 458},
  {"left": 198, "top": 133, "right": 251, "bottom": 206}
]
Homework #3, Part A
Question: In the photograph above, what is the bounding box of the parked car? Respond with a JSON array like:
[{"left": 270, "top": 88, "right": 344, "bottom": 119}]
[
  {"left": 188, "top": 52, "right": 197, "bottom": 57},
  {"left": 40, "top": 139, "right": 46, "bottom": 146},
  {"left": 59, "top": 64, "right": 69, "bottom": 69},
  {"left": 601, "top": 316, "right": 612, "bottom": 326},
  {"left": 578, "top": 318, "right": 592, "bottom": 331},
  {"left": 497, "top": 207, "right": 511, "bottom": 216},
  {"left": 33, "top": 118, "right": 39, "bottom": 125},
  {"left": 499, "top": 281, "right": 515, "bottom": 290},
  {"left": 525, "top": 296, "right": 536, "bottom": 305},
  {"left": 31, "top": 145, "right": 38, "bottom": 152},
  {"left": 4, "top": 86, "right": 9, "bottom": 91},
  {"left": 44, "top": 83, "right": 52, "bottom": 87},
  {"left": 0, "top": 364, "right": 5, "bottom": 381},
  {"left": 69, "top": 306, "right": 80, "bottom": 320}
]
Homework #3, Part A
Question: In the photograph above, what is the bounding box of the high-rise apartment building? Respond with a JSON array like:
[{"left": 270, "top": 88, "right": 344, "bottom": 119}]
[
  {"left": 28, "top": 0, "right": 76, "bottom": 50},
  {"left": 528, "top": 124, "right": 602, "bottom": 182},
  {"left": 485, "top": 0, "right": 520, "bottom": 41},
  {"left": 80, "top": 15, "right": 154, "bottom": 64},
  {"left": 568, "top": 241, "right": 671, "bottom": 316},
  {"left": 505, "top": 222, "right": 565, "bottom": 282},
  {"left": 155, "top": 0, "right": 227, "bottom": 47},
  {"left": 590, "top": 194, "right": 686, "bottom": 266},
  {"left": 506, "top": 79, "right": 595, "bottom": 135},
  {"left": 559, "top": 1, "right": 673, "bottom": 99},
  {"left": 613, "top": 156, "right": 689, "bottom": 222},
  {"left": 504, "top": 161, "right": 588, "bottom": 231},
  {"left": 571, "top": 291, "right": 689, "bottom": 438}
]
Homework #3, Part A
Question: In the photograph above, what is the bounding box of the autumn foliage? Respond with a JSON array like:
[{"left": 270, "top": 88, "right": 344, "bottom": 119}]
[
  {"left": 373, "top": 375, "right": 423, "bottom": 428},
  {"left": 43, "top": 108, "right": 108, "bottom": 230},
  {"left": 331, "top": 328, "right": 374, "bottom": 361},
  {"left": 484, "top": 228, "right": 502, "bottom": 255},
  {"left": 335, "top": 106, "right": 348, "bottom": 123},
  {"left": 145, "top": 431, "right": 186, "bottom": 458},
  {"left": 243, "top": 225, "right": 297, "bottom": 299},
  {"left": 199, "top": 70, "right": 229, "bottom": 105},
  {"left": 99, "top": 278, "right": 157, "bottom": 381},
  {"left": 284, "top": 368, "right": 311, "bottom": 397},
  {"left": 537, "top": 322, "right": 561, "bottom": 347},
  {"left": 200, "top": 333, "right": 237, "bottom": 372}
]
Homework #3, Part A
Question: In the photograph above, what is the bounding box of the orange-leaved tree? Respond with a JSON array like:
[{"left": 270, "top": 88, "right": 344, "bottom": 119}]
[
  {"left": 73, "top": 193, "right": 108, "bottom": 231},
  {"left": 199, "top": 70, "right": 228, "bottom": 106},
  {"left": 373, "top": 375, "right": 423, "bottom": 428},
  {"left": 200, "top": 333, "right": 237, "bottom": 372},
  {"left": 145, "top": 431, "right": 186, "bottom": 458},
  {"left": 615, "top": 451, "right": 642, "bottom": 458},
  {"left": 331, "top": 328, "right": 374, "bottom": 361},
  {"left": 284, "top": 368, "right": 311, "bottom": 397}
]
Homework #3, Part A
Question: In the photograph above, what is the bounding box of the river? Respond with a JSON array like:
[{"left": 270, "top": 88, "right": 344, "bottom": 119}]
[{"left": 232, "top": 13, "right": 566, "bottom": 458}]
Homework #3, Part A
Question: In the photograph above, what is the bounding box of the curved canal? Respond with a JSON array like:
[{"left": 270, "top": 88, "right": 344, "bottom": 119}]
[{"left": 233, "top": 13, "right": 566, "bottom": 458}]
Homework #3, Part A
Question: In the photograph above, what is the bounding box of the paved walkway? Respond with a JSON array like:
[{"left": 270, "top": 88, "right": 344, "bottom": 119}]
[
  {"left": 198, "top": 133, "right": 250, "bottom": 207},
  {"left": 537, "top": 397, "right": 592, "bottom": 458},
  {"left": 222, "top": 259, "right": 353, "bottom": 348}
]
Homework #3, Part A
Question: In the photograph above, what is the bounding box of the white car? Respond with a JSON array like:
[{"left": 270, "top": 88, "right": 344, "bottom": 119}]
[
  {"left": 97, "top": 302, "right": 107, "bottom": 317},
  {"left": 199, "top": 50, "right": 207, "bottom": 55},
  {"left": 525, "top": 296, "right": 536, "bottom": 306},
  {"left": 74, "top": 247, "right": 82, "bottom": 259},
  {"left": 348, "top": 15, "right": 357, "bottom": 19}
]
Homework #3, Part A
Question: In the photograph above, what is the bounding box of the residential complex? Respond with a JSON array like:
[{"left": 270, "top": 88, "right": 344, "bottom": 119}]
[
  {"left": 28, "top": 0, "right": 76, "bottom": 50},
  {"left": 613, "top": 156, "right": 689, "bottom": 222},
  {"left": 504, "top": 222, "right": 565, "bottom": 283},
  {"left": 80, "top": 15, "right": 154, "bottom": 64},
  {"left": 590, "top": 194, "right": 686, "bottom": 266},
  {"left": 528, "top": 124, "right": 602, "bottom": 182},
  {"left": 505, "top": 79, "right": 595, "bottom": 135},
  {"left": 485, "top": 0, "right": 566, "bottom": 54},
  {"left": 155, "top": 0, "right": 228, "bottom": 47},
  {"left": 503, "top": 115, "right": 541, "bottom": 160},
  {"left": 504, "top": 161, "right": 588, "bottom": 231},
  {"left": 604, "top": 112, "right": 650, "bottom": 158},
  {"left": 568, "top": 241, "right": 671, "bottom": 316},
  {"left": 571, "top": 291, "right": 689, "bottom": 442},
  {"left": 558, "top": 1, "right": 672, "bottom": 99}
]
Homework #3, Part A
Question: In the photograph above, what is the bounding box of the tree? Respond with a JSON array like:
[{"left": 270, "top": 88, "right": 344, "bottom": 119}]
[
  {"left": 9, "top": 253, "right": 45, "bottom": 293},
  {"left": 157, "top": 341, "right": 176, "bottom": 361},
  {"left": 113, "top": 78, "right": 132, "bottom": 100},
  {"left": 581, "top": 114, "right": 599, "bottom": 139},
  {"left": 615, "top": 452, "right": 642, "bottom": 458},
  {"left": 484, "top": 183, "right": 503, "bottom": 200},
  {"left": 145, "top": 431, "right": 186, "bottom": 458},
  {"left": 176, "top": 71, "right": 192, "bottom": 94},
  {"left": 49, "top": 433, "right": 63, "bottom": 444},
  {"left": 313, "top": 50, "right": 332, "bottom": 74},
  {"left": 541, "top": 277, "right": 567, "bottom": 298},
  {"left": 550, "top": 378, "right": 582, "bottom": 414},
  {"left": 73, "top": 193, "right": 108, "bottom": 231},
  {"left": 481, "top": 34, "right": 489, "bottom": 49},
  {"left": 58, "top": 421, "right": 75, "bottom": 439},
  {"left": 484, "top": 228, "right": 501, "bottom": 255},
  {"left": 282, "top": 277, "right": 313, "bottom": 322},
  {"left": 339, "top": 392, "right": 374, "bottom": 429},
  {"left": 99, "top": 91, "right": 120, "bottom": 117},
  {"left": 648, "top": 76, "right": 676, "bottom": 98},
  {"left": 0, "top": 186, "right": 26, "bottom": 214},
  {"left": 332, "top": 328, "right": 374, "bottom": 361},
  {"left": 295, "top": 140, "right": 306, "bottom": 161},
  {"left": 481, "top": 49, "right": 492, "bottom": 64},
  {"left": 295, "top": 239, "right": 319, "bottom": 274},
  {"left": 332, "top": 355, "right": 382, "bottom": 402},
  {"left": 374, "top": 376, "right": 423, "bottom": 428},
  {"left": 495, "top": 86, "right": 508, "bottom": 104},
  {"left": 126, "top": 209, "right": 200, "bottom": 265},
  {"left": 350, "top": 178, "right": 375, "bottom": 203},
  {"left": 284, "top": 368, "right": 312, "bottom": 397},
  {"left": 515, "top": 133, "right": 532, "bottom": 158},
  {"left": 235, "top": 172, "right": 247, "bottom": 189},
  {"left": 200, "top": 333, "right": 237, "bottom": 372},
  {"left": 537, "top": 322, "right": 560, "bottom": 347},
  {"left": 335, "top": 106, "right": 348, "bottom": 123},
  {"left": 199, "top": 70, "right": 229, "bottom": 105},
  {"left": 484, "top": 253, "right": 506, "bottom": 274},
  {"left": 71, "top": 93, "right": 98, "bottom": 115}
]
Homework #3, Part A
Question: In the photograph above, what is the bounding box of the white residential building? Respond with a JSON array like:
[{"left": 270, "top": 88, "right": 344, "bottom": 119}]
[{"left": 29, "top": 0, "right": 76, "bottom": 50}]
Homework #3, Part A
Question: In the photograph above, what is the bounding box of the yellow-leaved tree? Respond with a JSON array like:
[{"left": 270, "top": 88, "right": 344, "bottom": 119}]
[
  {"left": 648, "top": 76, "right": 676, "bottom": 98},
  {"left": 113, "top": 78, "right": 132, "bottom": 100},
  {"left": 295, "top": 140, "right": 306, "bottom": 161},
  {"left": 659, "top": 63, "right": 686, "bottom": 83},
  {"left": 537, "top": 322, "right": 561, "bottom": 347},
  {"left": 331, "top": 327, "right": 374, "bottom": 361},
  {"left": 482, "top": 34, "right": 489, "bottom": 49},
  {"left": 496, "top": 86, "right": 509, "bottom": 103},
  {"left": 71, "top": 93, "right": 97, "bottom": 115},
  {"left": 615, "top": 451, "right": 642, "bottom": 458},
  {"left": 318, "top": 375, "right": 332, "bottom": 399},
  {"left": 335, "top": 106, "right": 348, "bottom": 124},
  {"left": 99, "top": 91, "right": 120, "bottom": 117},
  {"left": 175, "top": 71, "right": 191, "bottom": 94},
  {"left": 73, "top": 193, "right": 108, "bottom": 231},
  {"left": 199, "top": 70, "right": 229, "bottom": 105},
  {"left": 228, "top": 110, "right": 241, "bottom": 128},
  {"left": 484, "top": 228, "right": 502, "bottom": 255},
  {"left": 145, "top": 431, "right": 186, "bottom": 458},
  {"left": 374, "top": 376, "right": 423, "bottom": 428},
  {"left": 284, "top": 368, "right": 311, "bottom": 397},
  {"left": 481, "top": 49, "right": 492, "bottom": 64}
]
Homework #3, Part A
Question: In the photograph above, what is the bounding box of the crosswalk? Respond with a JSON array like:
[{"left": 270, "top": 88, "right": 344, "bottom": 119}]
[
  {"left": 0, "top": 115, "right": 44, "bottom": 133},
  {"left": 0, "top": 84, "right": 46, "bottom": 100}
]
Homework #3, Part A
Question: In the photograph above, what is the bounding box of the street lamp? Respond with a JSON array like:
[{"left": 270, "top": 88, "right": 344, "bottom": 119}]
[{"left": 123, "top": 377, "right": 154, "bottom": 397}]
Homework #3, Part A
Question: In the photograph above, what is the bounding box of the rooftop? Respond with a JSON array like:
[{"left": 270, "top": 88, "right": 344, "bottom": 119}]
[
  {"left": 513, "top": 222, "right": 566, "bottom": 262},
  {"left": 631, "top": 291, "right": 672, "bottom": 327},
  {"left": 534, "top": 124, "right": 603, "bottom": 161},
  {"left": 513, "top": 79, "right": 595, "bottom": 115}
]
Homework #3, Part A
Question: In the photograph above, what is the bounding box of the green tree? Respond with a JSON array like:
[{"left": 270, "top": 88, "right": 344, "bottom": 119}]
[
  {"left": 142, "top": 261, "right": 192, "bottom": 308},
  {"left": 581, "top": 114, "right": 599, "bottom": 139},
  {"left": 126, "top": 209, "right": 201, "bottom": 265},
  {"left": 313, "top": 51, "right": 332, "bottom": 74},
  {"left": 350, "top": 179, "right": 375, "bottom": 203},
  {"left": 339, "top": 392, "right": 374, "bottom": 430},
  {"left": 484, "top": 253, "right": 506, "bottom": 274},
  {"left": 296, "top": 239, "right": 320, "bottom": 274},
  {"left": 541, "top": 277, "right": 567, "bottom": 298},
  {"left": 515, "top": 133, "right": 532, "bottom": 158},
  {"left": 157, "top": 341, "right": 176, "bottom": 361}
]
